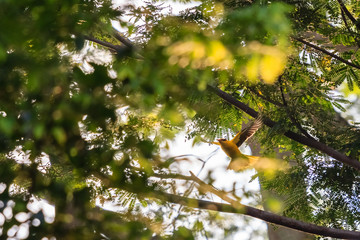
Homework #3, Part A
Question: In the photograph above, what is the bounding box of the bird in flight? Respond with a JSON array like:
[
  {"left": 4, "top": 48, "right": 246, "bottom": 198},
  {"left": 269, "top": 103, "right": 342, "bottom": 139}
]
[{"left": 210, "top": 118, "right": 263, "bottom": 171}]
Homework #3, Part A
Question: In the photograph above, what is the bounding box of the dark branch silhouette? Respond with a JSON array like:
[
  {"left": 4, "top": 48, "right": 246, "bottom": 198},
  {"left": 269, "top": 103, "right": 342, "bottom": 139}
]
[
  {"left": 84, "top": 35, "right": 124, "bottom": 52},
  {"left": 95, "top": 170, "right": 360, "bottom": 239},
  {"left": 293, "top": 37, "right": 360, "bottom": 70},
  {"left": 144, "top": 190, "right": 360, "bottom": 239},
  {"left": 112, "top": 28, "right": 136, "bottom": 49},
  {"left": 85, "top": 34, "right": 143, "bottom": 59},
  {"left": 336, "top": 0, "right": 358, "bottom": 28},
  {"left": 207, "top": 85, "right": 360, "bottom": 171},
  {"left": 341, "top": 8, "right": 351, "bottom": 32}
]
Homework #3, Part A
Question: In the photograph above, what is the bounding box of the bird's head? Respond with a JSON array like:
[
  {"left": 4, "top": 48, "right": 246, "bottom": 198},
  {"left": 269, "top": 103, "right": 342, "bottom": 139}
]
[{"left": 217, "top": 138, "right": 227, "bottom": 142}]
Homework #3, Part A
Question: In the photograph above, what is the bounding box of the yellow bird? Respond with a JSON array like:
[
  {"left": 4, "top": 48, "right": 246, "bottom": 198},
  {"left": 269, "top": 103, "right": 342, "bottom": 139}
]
[{"left": 211, "top": 118, "right": 263, "bottom": 171}]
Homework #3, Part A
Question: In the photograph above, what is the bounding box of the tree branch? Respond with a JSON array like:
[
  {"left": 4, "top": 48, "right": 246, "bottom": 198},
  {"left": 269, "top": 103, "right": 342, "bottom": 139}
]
[
  {"left": 247, "top": 84, "right": 315, "bottom": 140},
  {"left": 84, "top": 35, "right": 124, "bottom": 52},
  {"left": 336, "top": 0, "right": 358, "bottom": 28},
  {"left": 112, "top": 28, "right": 136, "bottom": 49},
  {"left": 292, "top": 37, "right": 360, "bottom": 70},
  {"left": 84, "top": 35, "right": 142, "bottom": 59},
  {"left": 341, "top": 8, "right": 351, "bottom": 33},
  {"left": 207, "top": 85, "right": 360, "bottom": 171},
  {"left": 144, "top": 189, "right": 360, "bottom": 239},
  {"left": 185, "top": 171, "right": 360, "bottom": 239},
  {"left": 97, "top": 166, "right": 360, "bottom": 238}
]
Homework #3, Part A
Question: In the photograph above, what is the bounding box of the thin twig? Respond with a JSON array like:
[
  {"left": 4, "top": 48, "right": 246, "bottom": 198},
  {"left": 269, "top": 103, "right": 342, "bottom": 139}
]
[
  {"left": 130, "top": 166, "right": 193, "bottom": 181},
  {"left": 278, "top": 77, "right": 314, "bottom": 139},
  {"left": 247, "top": 87, "right": 284, "bottom": 107}
]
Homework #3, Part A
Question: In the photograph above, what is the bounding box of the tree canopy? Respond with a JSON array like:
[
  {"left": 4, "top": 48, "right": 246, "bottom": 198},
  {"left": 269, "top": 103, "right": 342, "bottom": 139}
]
[{"left": 1, "top": 0, "right": 360, "bottom": 239}]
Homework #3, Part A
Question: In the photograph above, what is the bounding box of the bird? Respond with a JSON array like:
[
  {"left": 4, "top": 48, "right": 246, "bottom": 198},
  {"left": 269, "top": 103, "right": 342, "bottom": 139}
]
[{"left": 210, "top": 117, "right": 263, "bottom": 171}]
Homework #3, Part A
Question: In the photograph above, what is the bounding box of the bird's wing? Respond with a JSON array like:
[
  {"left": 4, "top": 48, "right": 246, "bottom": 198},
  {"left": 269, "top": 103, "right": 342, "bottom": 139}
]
[{"left": 231, "top": 118, "right": 263, "bottom": 147}]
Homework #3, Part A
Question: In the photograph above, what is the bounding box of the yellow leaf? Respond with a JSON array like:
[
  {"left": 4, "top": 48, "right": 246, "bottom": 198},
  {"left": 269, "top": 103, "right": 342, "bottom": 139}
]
[
  {"left": 260, "top": 54, "right": 285, "bottom": 84},
  {"left": 246, "top": 55, "right": 260, "bottom": 82},
  {"left": 266, "top": 198, "right": 283, "bottom": 213}
]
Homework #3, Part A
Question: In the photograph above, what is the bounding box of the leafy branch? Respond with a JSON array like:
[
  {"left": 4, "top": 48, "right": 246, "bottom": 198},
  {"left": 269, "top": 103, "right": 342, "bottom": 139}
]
[
  {"left": 121, "top": 172, "right": 360, "bottom": 239},
  {"left": 336, "top": 0, "right": 359, "bottom": 29},
  {"left": 95, "top": 168, "right": 360, "bottom": 239},
  {"left": 246, "top": 86, "right": 284, "bottom": 107},
  {"left": 84, "top": 35, "right": 125, "bottom": 53},
  {"left": 293, "top": 36, "right": 360, "bottom": 70},
  {"left": 207, "top": 85, "right": 360, "bottom": 171},
  {"left": 278, "top": 76, "right": 314, "bottom": 139},
  {"left": 85, "top": 32, "right": 360, "bottom": 170}
]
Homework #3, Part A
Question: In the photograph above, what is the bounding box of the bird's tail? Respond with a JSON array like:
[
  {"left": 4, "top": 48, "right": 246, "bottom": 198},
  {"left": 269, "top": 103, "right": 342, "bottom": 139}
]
[
  {"left": 227, "top": 155, "right": 259, "bottom": 171},
  {"left": 228, "top": 155, "right": 289, "bottom": 172}
]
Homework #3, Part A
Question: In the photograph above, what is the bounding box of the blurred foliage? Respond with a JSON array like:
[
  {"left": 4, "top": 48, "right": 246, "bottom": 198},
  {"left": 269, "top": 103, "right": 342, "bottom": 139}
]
[{"left": 1, "top": 0, "right": 360, "bottom": 239}]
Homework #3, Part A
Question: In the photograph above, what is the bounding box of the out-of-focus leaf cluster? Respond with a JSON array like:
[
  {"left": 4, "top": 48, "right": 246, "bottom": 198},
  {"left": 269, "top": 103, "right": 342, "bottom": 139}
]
[{"left": 2, "top": 0, "right": 360, "bottom": 239}]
